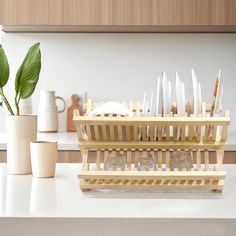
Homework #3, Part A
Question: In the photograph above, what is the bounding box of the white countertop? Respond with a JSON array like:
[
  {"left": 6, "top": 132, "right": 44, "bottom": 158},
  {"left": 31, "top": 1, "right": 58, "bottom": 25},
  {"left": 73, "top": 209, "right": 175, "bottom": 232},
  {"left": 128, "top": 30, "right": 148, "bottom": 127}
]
[
  {"left": 1, "top": 132, "right": 236, "bottom": 151},
  {"left": 0, "top": 163, "right": 236, "bottom": 219},
  {"left": 1, "top": 163, "right": 236, "bottom": 236}
]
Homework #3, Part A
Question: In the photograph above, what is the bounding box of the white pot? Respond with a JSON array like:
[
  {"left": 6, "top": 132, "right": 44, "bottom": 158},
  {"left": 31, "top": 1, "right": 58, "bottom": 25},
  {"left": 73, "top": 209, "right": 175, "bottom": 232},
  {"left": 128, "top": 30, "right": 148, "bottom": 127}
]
[
  {"left": 7, "top": 115, "right": 37, "bottom": 175},
  {"left": 30, "top": 141, "right": 57, "bottom": 178}
]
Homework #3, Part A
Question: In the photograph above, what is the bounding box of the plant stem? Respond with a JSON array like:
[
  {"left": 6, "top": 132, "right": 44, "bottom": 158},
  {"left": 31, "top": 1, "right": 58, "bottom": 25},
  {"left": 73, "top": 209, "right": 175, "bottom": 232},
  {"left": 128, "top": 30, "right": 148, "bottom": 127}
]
[
  {"left": 0, "top": 88, "right": 14, "bottom": 115},
  {"left": 14, "top": 95, "right": 20, "bottom": 116}
]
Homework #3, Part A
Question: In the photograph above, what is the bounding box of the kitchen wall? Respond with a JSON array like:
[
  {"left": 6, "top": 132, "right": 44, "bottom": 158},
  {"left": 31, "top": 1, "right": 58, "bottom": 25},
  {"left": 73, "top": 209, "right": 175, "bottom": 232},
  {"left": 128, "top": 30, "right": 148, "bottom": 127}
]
[
  {"left": 0, "top": 28, "right": 4, "bottom": 132},
  {"left": 0, "top": 32, "right": 235, "bottom": 132}
]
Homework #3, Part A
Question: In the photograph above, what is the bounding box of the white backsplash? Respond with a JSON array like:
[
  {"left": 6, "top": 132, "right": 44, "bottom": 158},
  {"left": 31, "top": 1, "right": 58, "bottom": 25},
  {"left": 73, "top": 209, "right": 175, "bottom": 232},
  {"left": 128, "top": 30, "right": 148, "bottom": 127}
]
[{"left": 0, "top": 32, "right": 236, "bottom": 132}]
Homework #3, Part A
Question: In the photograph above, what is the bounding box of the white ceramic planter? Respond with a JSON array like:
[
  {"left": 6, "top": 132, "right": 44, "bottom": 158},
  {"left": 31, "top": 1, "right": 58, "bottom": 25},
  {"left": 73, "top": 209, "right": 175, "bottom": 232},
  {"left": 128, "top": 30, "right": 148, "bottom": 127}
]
[
  {"left": 30, "top": 141, "right": 57, "bottom": 178},
  {"left": 7, "top": 115, "right": 37, "bottom": 175}
]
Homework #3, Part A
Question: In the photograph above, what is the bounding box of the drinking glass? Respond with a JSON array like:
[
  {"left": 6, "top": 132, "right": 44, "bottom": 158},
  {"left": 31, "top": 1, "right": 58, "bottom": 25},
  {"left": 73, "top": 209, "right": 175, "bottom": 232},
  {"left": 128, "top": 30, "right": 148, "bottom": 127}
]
[
  {"left": 136, "top": 153, "right": 154, "bottom": 171},
  {"left": 104, "top": 153, "right": 126, "bottom": 171}
]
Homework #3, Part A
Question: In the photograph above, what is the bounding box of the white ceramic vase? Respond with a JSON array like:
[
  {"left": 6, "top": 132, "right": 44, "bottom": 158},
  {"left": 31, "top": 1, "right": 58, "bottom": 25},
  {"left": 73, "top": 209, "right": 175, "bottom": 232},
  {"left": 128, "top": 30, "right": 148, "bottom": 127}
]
[
  {"left": 38, "top": 90, "right": 66, "bottom": 132},
  {"left": 7, "top": 115, "right": 37, "bottom": 175},
  {"left": 30, "top": 141, "right": 57, "bottom": 178}
]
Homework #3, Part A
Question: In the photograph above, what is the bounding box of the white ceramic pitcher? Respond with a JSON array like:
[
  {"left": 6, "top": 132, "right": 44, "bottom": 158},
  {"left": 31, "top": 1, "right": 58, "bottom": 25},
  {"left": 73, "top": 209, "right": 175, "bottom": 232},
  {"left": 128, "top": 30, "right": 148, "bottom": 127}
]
[{"left": 38, "top": 91, "right": 66, "bottom": 132}]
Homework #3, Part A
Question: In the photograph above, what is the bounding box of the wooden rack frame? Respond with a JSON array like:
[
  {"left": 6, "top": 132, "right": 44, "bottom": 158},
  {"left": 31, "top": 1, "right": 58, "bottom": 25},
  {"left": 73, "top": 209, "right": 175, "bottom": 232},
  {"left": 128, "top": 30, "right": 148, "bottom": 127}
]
[{"left": 74, "top": 106, "right": 230, "bottom": 192}]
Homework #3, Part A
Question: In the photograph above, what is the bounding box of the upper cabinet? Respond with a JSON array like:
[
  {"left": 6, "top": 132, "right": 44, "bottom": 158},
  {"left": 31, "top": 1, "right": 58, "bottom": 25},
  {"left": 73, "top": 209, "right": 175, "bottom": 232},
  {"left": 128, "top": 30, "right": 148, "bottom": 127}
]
[{"left": 0, "top": 0, "right": 236, "bottom": 32}]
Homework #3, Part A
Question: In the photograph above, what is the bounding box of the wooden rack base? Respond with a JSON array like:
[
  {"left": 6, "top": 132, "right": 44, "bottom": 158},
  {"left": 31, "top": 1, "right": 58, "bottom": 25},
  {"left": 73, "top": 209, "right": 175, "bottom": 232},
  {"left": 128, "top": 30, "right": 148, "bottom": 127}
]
[
  {"left": 80, "top": 179, "right": 224, "bottom": 192},
  {"left": 79, "top": 170, "right": 225, "bottom": 192}
]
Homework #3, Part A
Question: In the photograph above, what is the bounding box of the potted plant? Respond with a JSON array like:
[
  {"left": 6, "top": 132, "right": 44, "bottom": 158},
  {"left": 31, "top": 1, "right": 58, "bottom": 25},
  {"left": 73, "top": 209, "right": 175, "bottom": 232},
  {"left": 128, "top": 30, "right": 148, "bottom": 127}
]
[{"left": 0, "top": 43, "right": 41, "bottom": 174}]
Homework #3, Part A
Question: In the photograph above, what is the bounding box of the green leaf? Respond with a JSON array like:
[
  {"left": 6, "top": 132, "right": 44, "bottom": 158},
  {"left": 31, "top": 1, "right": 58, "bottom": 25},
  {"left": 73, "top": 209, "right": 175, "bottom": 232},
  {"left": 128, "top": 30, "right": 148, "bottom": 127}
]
[
  {"left": 15, "top": 43, "right": 41, "bottom": 99},
  {"left": 0, "top": 44, "right": 10, "bottom": 88}
]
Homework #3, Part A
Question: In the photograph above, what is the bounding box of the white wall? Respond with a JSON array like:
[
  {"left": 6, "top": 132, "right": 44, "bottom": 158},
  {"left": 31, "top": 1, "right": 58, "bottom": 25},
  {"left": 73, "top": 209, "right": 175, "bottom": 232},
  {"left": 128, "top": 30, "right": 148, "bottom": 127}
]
[
  {"left": 0, "top": 28, "right": 4, "bottom": 131},
  {"left": 0, "top": 32, "right": 236, "bottom": 132}
]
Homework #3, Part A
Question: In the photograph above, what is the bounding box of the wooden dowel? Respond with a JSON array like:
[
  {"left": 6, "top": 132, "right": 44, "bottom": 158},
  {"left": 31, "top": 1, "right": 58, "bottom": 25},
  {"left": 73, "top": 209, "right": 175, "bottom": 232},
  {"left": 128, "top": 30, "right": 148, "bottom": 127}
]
[
  {"left": 150, "top": 125, "right": 155, "bottom": 141},
  {"left": 85, "top": 125, "right": 92, "bottom": 140},
  {"left": 158, "top": 126, "right": 162, "bottom": 141},
  {"left": 94, "top": 125, "right": 100, "bottom": 141},
  {"left": 196, "top": 150, "right": 201, "bottom": 170},
  {"left": 180, "top": 125, "right": 186, "bottom": 141},
  {"left": 173, "top": 125, "right": 178, "bottom": 142},
  {"left": 117, "top": 125, "right": 123, "bottom": 141},
  {"left": 81, "top": 148, "right": 89, "bottom": 171},
  {"left": 204, "top": 125, "right": 210, "bottom": 141},
  {"left": 127, "top": 150, "right": 132, "bottom": 171},
  {"left": 157, "top": 151, "right": 162, "bottom": 171},
  {"left": 204, "top": 150, "right": 209, "bottom": 171},
  {"left": 110, "top": 124, "right": 115, "bottom": 141},
  {"left": 166, "top": 151, "right": 170, "bottom": 171},
  {"left": 212, "top": 125, "right": 218, "bottom": 142},
  {"left": 221, "top": 125, "right": 228, "bottom": 142},
  {"left": 188, "top": 124, "right": 194, "bottom": 141},
  {"left": 150, "top": 150, "right": 155, "bottom": 171},
  {"left": 134, "top": 150, "right": 139, "bottom": 170},
  {"left": 196, "top": 125, "right": 201, "bottom": 142},
  {"left": 126, "top": 126, "right": 131, "bottom": 141},
  {"left": 102, "top": 125, "right": 107, "bottom": 141},
  {"left": 133, "top": 125, "right": 139, "bottom": 141},
  {"left": 165, "top": 126, "right": 170, "bottom": 142},
  {"left": 104, "top": 150, "right": 109, "bottom": 164},
  {"left": 96, "top": 150, "right": 101, "bottom": 171}
]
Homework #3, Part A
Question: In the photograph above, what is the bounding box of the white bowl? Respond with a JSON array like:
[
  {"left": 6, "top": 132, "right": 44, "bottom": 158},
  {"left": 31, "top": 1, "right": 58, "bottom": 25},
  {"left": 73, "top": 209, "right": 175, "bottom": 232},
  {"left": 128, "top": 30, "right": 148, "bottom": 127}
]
[{"left": 89, "top": 102, "right": 133, "bottom": 117}]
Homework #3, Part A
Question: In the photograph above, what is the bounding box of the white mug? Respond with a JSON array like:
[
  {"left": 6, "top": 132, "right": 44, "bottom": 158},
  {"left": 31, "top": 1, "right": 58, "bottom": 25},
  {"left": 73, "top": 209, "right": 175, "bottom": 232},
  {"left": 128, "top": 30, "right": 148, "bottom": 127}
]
[
  {"left": 38, "top": 91, "right": 66, "bottom": 132},
  {"left": 30, "top": 141, "right": 57, "bottom": 178}
]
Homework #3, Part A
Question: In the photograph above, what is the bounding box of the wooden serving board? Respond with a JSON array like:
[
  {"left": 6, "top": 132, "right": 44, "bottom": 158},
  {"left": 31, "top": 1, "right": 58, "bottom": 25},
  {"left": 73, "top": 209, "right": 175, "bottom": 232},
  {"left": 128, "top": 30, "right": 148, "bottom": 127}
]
[{"left": 67, "top": 94, "right": 84, "bottom": 132}]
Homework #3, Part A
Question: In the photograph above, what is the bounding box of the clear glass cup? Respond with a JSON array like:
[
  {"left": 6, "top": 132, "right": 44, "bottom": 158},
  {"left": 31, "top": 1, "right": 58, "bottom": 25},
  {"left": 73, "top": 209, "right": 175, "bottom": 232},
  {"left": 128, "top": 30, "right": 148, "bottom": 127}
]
[
  {"left": 169, "top": 151, "right": 193, "bottom": 171},
  {"left": 104, "top": 153, "right": 126, "bottom": 171},
  {"left": 136, "top": 153, "right": 154, "bottom": 171}
]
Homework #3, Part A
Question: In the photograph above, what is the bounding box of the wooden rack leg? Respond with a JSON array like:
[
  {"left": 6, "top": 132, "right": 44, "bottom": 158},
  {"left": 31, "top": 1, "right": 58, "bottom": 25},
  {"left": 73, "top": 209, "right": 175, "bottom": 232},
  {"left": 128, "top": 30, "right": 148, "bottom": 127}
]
[
  {"left": 80, "top": 179, "right": 91, "bottom": 192},
  {"left": 212, "top": 179, "right": 224, "bottom": 192},
  {"left": 80, "top": 148, "right": 91, "bottom": 191},
  {"left": 81, "top": 148, "right": 89, "bottom": 171}
]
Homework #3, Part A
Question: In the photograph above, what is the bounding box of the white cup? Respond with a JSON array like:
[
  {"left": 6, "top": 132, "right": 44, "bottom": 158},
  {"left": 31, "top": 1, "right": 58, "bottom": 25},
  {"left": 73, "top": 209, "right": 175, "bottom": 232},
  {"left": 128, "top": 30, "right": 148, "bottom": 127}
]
[{"left": 30, "top": 141, "right": 57, "bottom": 178}]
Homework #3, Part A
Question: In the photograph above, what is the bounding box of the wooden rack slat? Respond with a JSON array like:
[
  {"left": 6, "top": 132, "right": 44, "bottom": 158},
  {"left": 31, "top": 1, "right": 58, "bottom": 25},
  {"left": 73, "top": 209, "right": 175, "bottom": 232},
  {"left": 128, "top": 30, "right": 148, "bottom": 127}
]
[
  {"left": 166, "top": 151, "right": 170, "bottom": 171},
  {"left": 142, "top": 126, "right": 147, "bottom": 141},
  {"left": 79, "top": 170, "right": 225, "bottom": 179},
  {"left": 157, "top": 151, "right": 162, "bottom": 171},
  {"left": 96, "top": 150, "right": 101, "bottom": 171},
  {"left": 181, "top": 125, "right": 186, "bottom": 141},
  {"left": 204, "top": 150, "right": 209, "bottom": 171},
  {"left": 196, "top": 150, "right": 201, "bottom": 170},
  {"left": 74, "top": 116, "right": 230, "bottom": 125},
  {"left": 150, "top": 126, "right": 155, "bottom": 141},
  {"left": 127, "top": 150, "right": 131, "bottom": 171},
  {"left": 80, "top": 142, "right": 223, "bottom": 150}
]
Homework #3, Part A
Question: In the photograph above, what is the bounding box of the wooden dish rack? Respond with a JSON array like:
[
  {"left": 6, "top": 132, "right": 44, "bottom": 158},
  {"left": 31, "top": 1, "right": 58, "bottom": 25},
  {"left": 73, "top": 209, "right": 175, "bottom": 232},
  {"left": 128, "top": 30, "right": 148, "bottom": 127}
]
[{"left": 74, "top": 100, "right": 230, "bottom": 192}]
